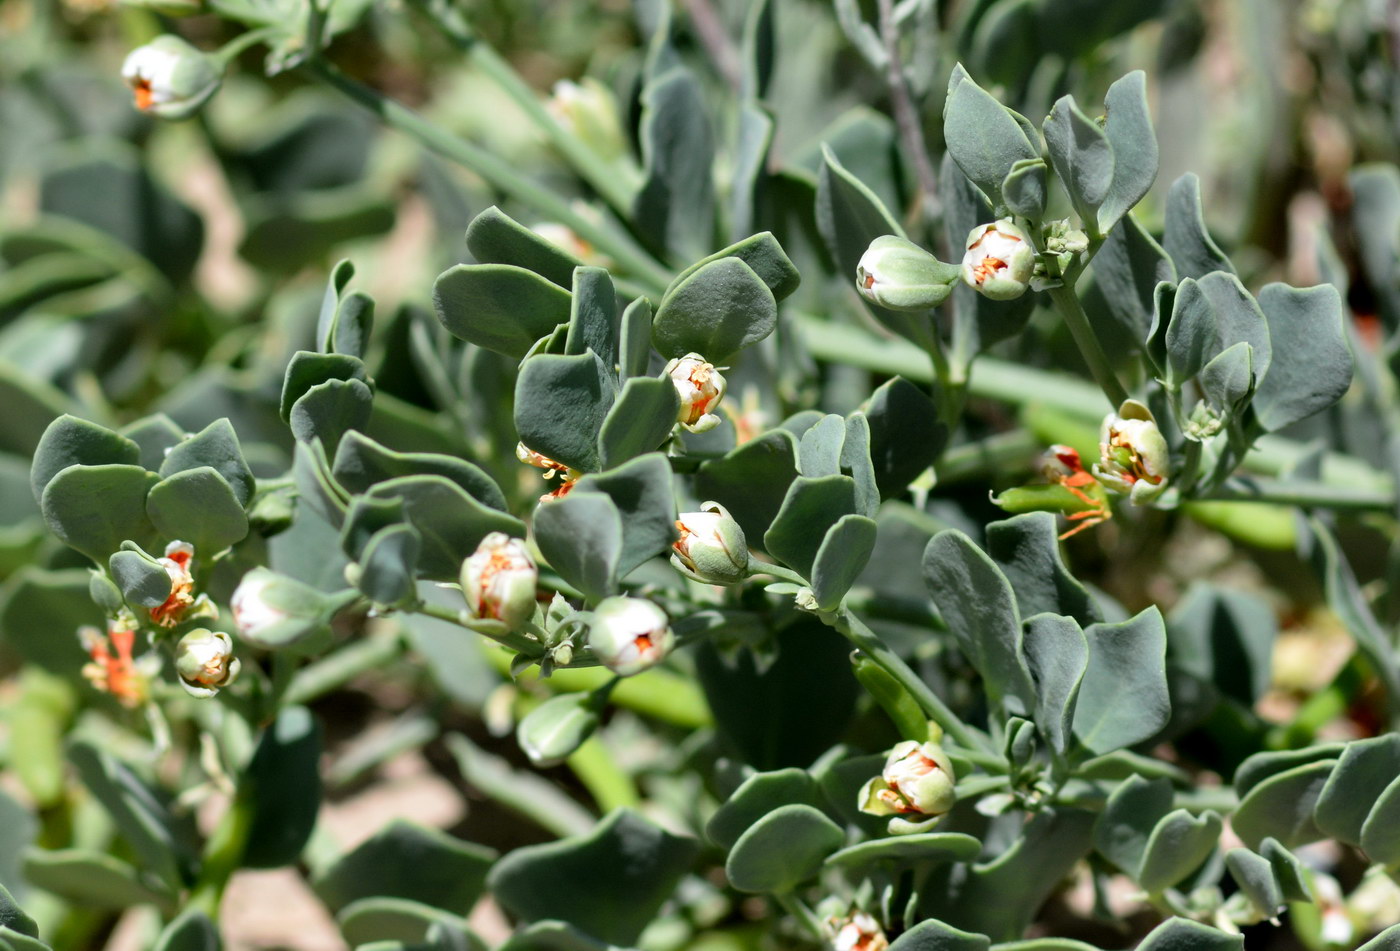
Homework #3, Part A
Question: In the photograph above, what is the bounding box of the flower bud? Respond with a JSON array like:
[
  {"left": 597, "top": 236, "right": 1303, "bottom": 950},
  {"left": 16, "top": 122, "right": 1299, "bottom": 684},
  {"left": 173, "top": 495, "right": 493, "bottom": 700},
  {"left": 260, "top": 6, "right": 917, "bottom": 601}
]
[
  {"left": 589, "top": 597, "right": 673, "bottom": 677},
  {"left": 664, "top": 354, "right": 727, "bottom": 434},
  {"left": 517, "top": 692, "right": 600, "bottom": 767},
  {"left": 461, "top": 533, "right": 538, "bottom": 630},
  {"left": 961, "top": 219, "right": 1035, "bottom": 300},
  {"left": 175, "top": 628, "right": 240, "bottom": 698},
  {"left": 855, "top": 236, "right": 959, "bottom": 311},
  {"left": 150, "top": 540, "right": 196, "bottom": 628},
  {"left": 120, "top": 35, "right": 222, "bottom": 120},
  {"left": 548, "top": 78, "right": 629, "bottom": 163},
  {"left": 230, "top": 568, "right": 345, "bottom": 652},
  {"left": 829, "top": 912, "right": 888, "bottom": 951},
  {"left": 1092, "top": 399, "right": 1170, "bottom": 504},
  {"left": 671, "top": 502, "right": 749, "bottom": 585},
  {"left": 858, "top": 739, "right": 957, "bottom": 834}
]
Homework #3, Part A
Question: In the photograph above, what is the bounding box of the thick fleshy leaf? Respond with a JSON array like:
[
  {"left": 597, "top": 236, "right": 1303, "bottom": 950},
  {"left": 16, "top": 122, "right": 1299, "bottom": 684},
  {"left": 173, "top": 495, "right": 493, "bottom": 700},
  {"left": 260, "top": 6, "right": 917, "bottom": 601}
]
[
  {"left": 1315, "top": 734, "right": 1400, "bottom": 846},
  {"left": 517, "top": 693, "right": 600, "bottom": 768},
  {"left": 1098, "top": 71, "right": 1157, "bottom": 233},
  {"left": 313, "top": 820, "right": 495, "bottom": 915},
  {"left": 279, "top": 351, "right": 370, "bottom": 423},
  {"left": 564, "top": 267, "right": 619, "bottom": 373},
  {"left": 695, "top": 430, "right": 799, "bottom": 550},
  {"left": 706, "top": 769, "right": 825, "bottom": 850},
  {"left": 765, "top": 475, "right": 858, "bottom": 579},
  {"left": 1232, "top": 759, "right": 1336, "bottom": 849},
  {"left": 1253, "top": 283, "right": 1352, "bottom": 432},
  {"left": 30, "top": 414, "right": 139, "bottom": 505},
  {"left": 1137, "top": 809, "right": 1222, "bottom": 893},
  {"left": 1197, "top": 342, "right": 1254, "bottom": 420},
  {"left": 1168, "top": 583, "right": 1276, "bottom": 707},
  {"left": 365, "top": 476, "right": 523, "bottom": 581},
  {"left": 465, "top": 206, "right": 583, "bottom": 289},
  {"left": 1135, "top": 918, "right": 1240, "bottom": 951},
  {"left": 1225, "top": 848, "right": 1283, "bottom": 918},
  {"left": 1043, "top": 94, "right": 1114, "bottom": 229},
  {"left": 652, "top": 257, "right": 777, "bottom": 361},
  {"left": 617, "top": 298, "right": 653, "bottom": 380},
  {"left": 336, "top": 898, "right": 469, "bottom": 948},
  {"left": 41, "top": 465, "right": 159, "bottom": 564},
  {"left": 889, "top": 920, "right": 989, "bottom": 951},
  {"left": 487, "top": 809, "right": 698, "bottom": 946},
  {"left": 152, "top": 910, "right": 219, "bottom": 951},
  {"left": 598, "top": 378, "right": 679, "bottom": 470},
  {"left": 121, "top": 415, "right": 186, "bottom": 473},
  {"left": 864, "top": 377, "right": 947, "bottom": 498},
  {"left": 317, "top": 260, "right": 374, "bottom": 359},
  {"left": 633, "top": 66, "right": 715, "bottom": 263},
  {"left": 108, "top": 549, "right": 172, "bottom": 609},
  {"left": 356, "top": 524, "right": 422, "bottom": 607},
  {"left": 1360, "top": 773, "right": 1400, "bottom": 866},
  {"left": 1163, "top": 174, "right": 1234, "bottom": 280},
  {"left": 514, "top": 352, "right": 616, "bottom": 473},
  {"left": 1235, "top": 745, "right": 1346, "bottom": 799},
  {"left": 1022, "top": 613, "right": 1088, "bottom": 756},
  {"left": 942, "top": 65, "right": 1039, "bottom": 210},
  {"left": 724, "top": 804, "right": 843, "bottom": 894},
  {"left": 289, "top": 377, "right": 374, "bottom": 451},
  {"left": 1093, "top": 774, "right": 1172, "bottom": 875},
  {"left": 1164, "top": 272, "right": 1271, "bottom": 391},
  {"left": 146, "top": 468, "right": 250, "bottom": 555},
  {"left": 986, "top": 513, "right": 1101, "bottom": 626},
  {"left": 1086, "top": 213, "right": 1175, "bottom": 356},
  {"left": 665, "top": 232, "right": 800, "bottom": 304},
  {"left": 433, "top": 264, "right": 572, "bottom": 359},
  {"left": 332, "top": 431, "right": 507, "bottom": 512},
  {"left": 923, "top": 531, "right": 1035, "bottom": 715},
  {"left": 158, "top": 419, "right": 255, "bottom": 508},
  {"left": 23, "top": 849, "right": 174, "bottom": 911},
  {"left": 533, "top": 492, "right": 622, "bottom": 603},
  {"left": 1072, "top": 608, "right": 1169, "bottom": 755},
  {"left": 810, "top": 514, "right": 878, "bottom": 611},
  {"left": 243, "top": 706, "right": 322, "bottom": 868},
  {"left": 570, "top": 454, "right": 676, "bottom": 577},
  {"left": 824, "top": 833, "right": 981, "bottom": 873}
]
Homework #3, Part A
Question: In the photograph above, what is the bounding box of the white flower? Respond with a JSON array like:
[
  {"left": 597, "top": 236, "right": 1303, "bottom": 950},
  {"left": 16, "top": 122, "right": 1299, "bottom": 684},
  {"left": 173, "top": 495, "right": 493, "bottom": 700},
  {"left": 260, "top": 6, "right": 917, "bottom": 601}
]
[
  {"left": 671, "top": 502, "right": 749, "bottom": 585},
  {"left": 120, "top": 35, "right": 221, "bottom": 120},
  {"left": 230, "top": 570, "right": 290, "bottom": 638},
  {"left": 461, "top": 533, "right": 538, "bottom": 629},
  {"left": 1092, "top": 399, "right": 1170, "bottom": 504},
  {"left": 589, "top": 597, "right": 673, "bottom": 677},
  {"left": 961, "top": 219, "right": 1035, "bottom": 300},
  {"left": 858, "top": 738, "right": 957, "bottom": 834},
  {"left": 665, "top": 354, "right": 726, "bottom": 434},
  {"left": 856, "top": 235, "right": 958, "bottom": 311},
  {"left": 175, "top": 628, "right": 240, "bottom": 698},
  {"left": 831, "top": 912, "right": 888, "bottom": 951}
]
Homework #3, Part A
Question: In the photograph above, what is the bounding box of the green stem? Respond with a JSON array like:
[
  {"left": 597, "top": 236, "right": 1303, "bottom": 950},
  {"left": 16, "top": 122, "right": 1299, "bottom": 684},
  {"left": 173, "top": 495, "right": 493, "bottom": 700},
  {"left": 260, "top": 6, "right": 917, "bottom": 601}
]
[
  {"left": 187, "top": 792, "right": 254, "bottom": 919},
  {"left": 773, "top": 892, "right": 827, "bottom": 941},
  {"left": 213, "top": 25, "right": 280, "bottom": 65},
  {"left": 1206, "top": 477, "right": 1395, "bottom": 511},
  {"left": 566, "top": 736, "right": 640, "bottom": 813},
  {"left": 1044, "top": 284, "right": 1130, "bottom": 409},
  {"left": 412, "top": 600, "right": 547, "bottom": 657},
  {"left": 305, "top": 59, "right": 673, "bottom": 296},
  {"left": 282, "top": 632, "right": 404, "bottom": 706},
  {"left": 409, "top": 0, "right": 643, "bottom": 213}
]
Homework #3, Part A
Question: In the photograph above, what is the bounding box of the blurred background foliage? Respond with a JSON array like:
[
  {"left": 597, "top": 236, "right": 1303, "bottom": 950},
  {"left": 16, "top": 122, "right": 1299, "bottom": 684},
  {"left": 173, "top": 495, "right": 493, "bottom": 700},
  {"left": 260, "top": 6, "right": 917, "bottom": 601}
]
[{"left": 5, "top": 0, "right": 1400, "bottom": 947}]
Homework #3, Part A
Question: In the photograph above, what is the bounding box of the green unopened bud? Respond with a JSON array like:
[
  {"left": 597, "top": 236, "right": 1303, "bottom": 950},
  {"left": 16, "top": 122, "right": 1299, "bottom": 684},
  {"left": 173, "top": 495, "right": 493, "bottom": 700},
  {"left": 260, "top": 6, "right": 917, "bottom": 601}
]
[
  {"left": 461, "top": 533, "right": 538, "bottom": 630},
  {"left": 858, "top": 739, "right": 957, "bottom": 835},
  {"left": 671, "top": 501, "right": 749, "bottom": 584},
  {"left": 548, "top": 78, "right": 629, "bottom": 163},
  {"left": 665, "top": 353, "right": 727, "bottom": 434},
  {"left": 517, "top": 692, "right": 601, "bottom": 767},
  {"left": 961, "top": 219, "right": 1034, "bottom": 300},
  {"left": 855, "top": 236, "right": 959, "bottom": 311},
  {"left": 121, "top": 36, "right": 222, "bottom": 120},
  {"left": 1093, "top": 399, "right": 1170, "bottom": 504},
  {"left": 589, "top": 597, "right": 673, "bottom": 677},
  {"left": 175, "top": 628, "right": 240, "bottom": 698},
  {"left": 230, "top": 568, "right": 347, "bottom": 653}
]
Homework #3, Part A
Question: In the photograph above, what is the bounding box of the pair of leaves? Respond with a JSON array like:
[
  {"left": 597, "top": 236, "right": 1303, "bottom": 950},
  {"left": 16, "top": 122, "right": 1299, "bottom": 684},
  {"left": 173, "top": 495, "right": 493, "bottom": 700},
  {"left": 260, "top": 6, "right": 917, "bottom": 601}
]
[{"left": 1094, "top": 775, "right": 1222, "bottom": 893}]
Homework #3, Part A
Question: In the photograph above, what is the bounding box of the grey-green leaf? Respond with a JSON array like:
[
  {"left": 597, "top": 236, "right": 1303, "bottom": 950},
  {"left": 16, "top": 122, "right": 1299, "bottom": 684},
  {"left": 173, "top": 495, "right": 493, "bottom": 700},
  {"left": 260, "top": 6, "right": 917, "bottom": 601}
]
[
  {"left": 533, "top": 492, "right": 622, "bottom": 602},
  {"left": 1315, "top": 734, "right": 1400, "bottom": 846},
  {"left": 764, "top": 475, "right": 858, "bottom": 579},
  {"left": 810, "top": 514, "right": 878, "bottom": 611},
  {"left": 564, "top": 267, "right": 619, "bottom": 373},
  {"left": 652, "top": 257, "right": 777, "bottom": 361},
  {"left": 889, "top": 920, "right": 990, "bottom": 951},
  {"left": 153, "top": 910, "right": 220, "bottom": 951},
  {"left": 1165, "top": 272, "right": 1271, "bottom": 391},
  {"left": 598, "top": 378, "right": 679, "bottom": 470},
  {"left": 465, "top": 206, "right": 583, "bottom": 289},
  {"left": 633, "top": 67, "right": 716, "bottom": 263},
  {"left": 1253, "top": 283, "right": 1353, "bottom": 432},
  {"left": 986, "top": 513, "right": 1101, "bottom": 626},
  {"left": 517, "top": 694, "right": 600, "bottom": 768},
  {"left": 41, "top": 465, "right": 159, "bottom": 564},
  {"left": 30, "top": 414, "right": 140, "bottom": 505},
  {"left": 1098, "top": 71, "right": 1157, "bottom": 234},
  {"left": 243, "top": 706, "right": 322, "bottom": 868},
  {"left": 1359, "top": 773, "right": 1400, "bottom": 866},
  {"left": 724, "top": 803, "right": 844, "bottom": 894},
  {"left": 942, "top": 65, "right": 1039, "bottom": 210},
  {"left": 146, "top": 468, "right": 250, "bottom": 555},
  {"left": 1072, "top": 607, "right": 1169, "bottom": 755},
  {"left": 570, "top": 453, "right": 677, "bottom": 578},
  {"left": 1225, "top": 847, "right": 1284, "bottom": 918},
  {"left": 1136, "top": 808, "right": 1222, "bottom": 893},
  {"left": 1232, "top": 759, "right": 1336, "bottom": 849},
  {"left": 1135, "top": 918, "right": 1240, "bottom": 951},
  {"left": 1163, "top": 173, "right": 1234, "bottom": 280},
  {"left": 665, "top": 232, "right": 800, "bottom": 304},
  {"left": 23, "top": 848, "right": 174, "bottom": 911},
  {"left": 706, "top": 769, "right": 825, "bottom": 850},
  {"left": 108, "top": 549, "right": 172, "bottom": 609},
  {"left": 433, "top": 264, "right": 573, "bottom": 359},
  {"left": 1022, "top": 613, "right": 1088, "bottom": 755},
  {"left": 514, "top": 352, "right": 615, "bottom": 473},
  {"left": 1043, "top": 94, "right": 1114, "bottom": 229},
  {"left": 158, "top": 419, "right": 255, "bottom": 508},
  {"left": 1093, "top": 774, "right": 1172, "bottom": 875},
  {"left": 312, "top": 819, "right": 496, "bottom": 915}
]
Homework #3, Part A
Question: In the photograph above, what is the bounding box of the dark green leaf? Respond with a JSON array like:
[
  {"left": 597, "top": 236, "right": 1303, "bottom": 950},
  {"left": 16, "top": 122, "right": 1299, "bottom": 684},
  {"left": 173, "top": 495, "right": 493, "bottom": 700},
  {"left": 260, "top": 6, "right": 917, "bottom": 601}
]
[
  {"left": 533, "top": 492, "right": 622, "bottom": 602},
  {"left": 706, "top": 769, "right": 825, "bottom": 850},
  {"left": 889, "top": 920, "right": 989, "bottom": 951},
  {"left": 465, "top": 206, "right": 583, "bottom": 289},
  {"left": 313, "top": 820, "right": 495, "bottom": 915},
  {"left": 108, "top": 549, "right": 171, "bottom": 609},
  {"left": 280, "top": 351, "right": 370, "bottom": 423},
  {"left": 1072, "top": 608, "right": 1170, "bottom": 755},
  {"left": 487, "top": 810, "right": 698, "bottom": 946},
  {"left": 337, "top": 898, "right": 468, "bottom": 948},
  {"left": 570, "top": 454, "right": 676, "bottom": 577},
  {"left": 765, "top": 475, "right": 858, "bottom": 579},
  {"left": 724, "top": 804, "right": 843, "bottom": 893},
  {"left": 289, "top": 378, "right": 374, "bottom": 451},
  {"left": 41, "top": 465, "right": 159, "bottom": 563},
  {"left": 652, "top": 257, "right": 777, "bottom": 361},
  {"left": 1235, "top": 745, "right": 1346, "bottom": 799},
  {"left": 1086, "top": 213, "right": 1175, "bottom": 356},
  {"left": 598, "top": 378, "right": 679, "bottom": 470},
  {"left": 864, "top": 377, "right": 947, "bottom": 498},
  {"left": 1168, "top": 583, "right": 1276, "bottom": 708},
  {"left": 433, "top": 264, "right": 572, "bottom": 360},
  {"left": 1136, "top": 919, "right": 1240, "bottom": 951},
  {"left": 824, "top": 833, "right": 981, "bottom": 873},
  {"left": 695, "top": 430, "right": 799, "bottom": 551},
  {"left": 617, "top": 298, "right": 653, "bottom": 380},
  {"left": 1357, "top": 925, "right": 1400, "bottom": 951},
  {"left": 243, "top": 706, "right": 322, "bottom": 868},
  {"left": 153, "top": 910, "right": 219, "bottom": 951},
  {"left": 30, "top": 415, "right": 139, "bottom": 505},
  {"left": 514, "top": 352, "right": 615, "bottom": 473},
  {"left": 146, "top": 468, "right": 249, "bottom": 555},
  {"left": 0, "top": 884, "right": 36, "bottom": 939},
  {"left": 564, "top": 267, "right": 618, "bottom": 373}
]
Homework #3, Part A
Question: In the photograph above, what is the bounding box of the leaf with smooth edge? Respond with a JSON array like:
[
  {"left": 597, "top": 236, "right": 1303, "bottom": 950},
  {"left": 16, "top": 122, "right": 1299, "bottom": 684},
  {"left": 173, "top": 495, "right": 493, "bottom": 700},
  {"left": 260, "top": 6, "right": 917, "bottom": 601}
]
[
  {"left": 365, "top": 476, "right": 523, "bottom": 582},
  {"left": 1163, "top": 173, "right": 1234, "bottom": 280},
  {"left": 923, "top": 530, "right": 1035, "bottom": 715},
  {"left": 30, "top": 414, "right": 140, "bottom": 505},
  {"left": 570, "top": 453, "right": 676, "bottom": 577},
  {"left": 889, "top": 920, "right": 989, "bottom": 951},
  {"left": 1072, "top": 608, "right": 1169, "bottom": 755},
  {"left": 1093, "top": 774, "right": 1172, "bottom": 875},
  {"left": 0, "top": 884, "right": 37, "bottom": 939},
  {"left": 158, "top": 418, "right": 255, "bottom": 508},
  {"left": 514, "top": 352, "right": 615, "bottom": 473},
  {"left": 1001, "top": 157, "right": 1048, "bottom": 219},
  {"left": 810, "top": 515, "right": 877, "bottom": 611},
  {"left": 841, "top": 413, "right": 879, "bottom": 518},
  {"left": 1253, "top": 283, "right": 1352, "bottom": 432},
  {"left": 564, "top": 267, "right": 619, "bottom": 374},
  {"left": 121, "top": 415, "right": 186, "bottom": 472},
  {"left": 1315, "top": 734, "right": 1400, "bottom": 846},
  {"left": 1234, "top": 744, "right": 1346, "bottom": 798},
  {"left": 797, "top": 415, "right": 846, "bottom": 477},
  {"left": 1098, "top": 71, "right": 1157, "bottom": 233},
  {"left": 1043, "top": 94, "right": 1114, "bottom": 229},
  {"left": 1360, "top": 773, "right": 1400, "bottom": 866},
  {"left": 764, "top": 475, "right": 858, "bottom": 579},
  {"left": 465, "top": 206, "right": 583, "bottom": 289},
  {"left": 1168, "top": 583, "right": 1277, "bottom": 707},
  {"left": 497, "top": 920, "right": 612, "bottom": 951},
  {"left": 1022, "top": 613, "right": 1088, "bottom": 755},
  {"left": 598, "top": 378, "right": 679, "bottom": 470},
  {"left": 1136, "top": 918, "right": 1241, "bottom": 951},
  {"left": 1198, "top": 342, "right": 1254, "bottom": 418},
  {"left": 153, "top": 910, "right": 219, "bottom": 951},
  {"left": 243, "top": 706, "right": 321, "bottom": 869},
  {"left": 1086, "top": 213, "right": 1175, "bottom": 354},
  {"left": 1260, "top": 838, "right": 1314, "bottom": 902},
  {"left": 533, "top": 492, "right": 622, "bottom": 602},
  {"left": 942, "top": 65, "right": 1039, "bottom": 210},
  {"left": 279, "top": 351, "right": 370, "bottom": 423},
  {"left": 23, "top": 848, "right": 174, "bottom": 910},
  {"left": 652, "top": 257, "right": 777, "bottom": 361},
  {"left": 41, "top": 465, "right": 159, "bottom": 564},
  {"left": 1232, "top": 759, "right": 1336, "bottom": 849},
  {"left": 108, "top": 550, "right": 171, "bottom": 608},
  {"left": 147, "top": 468, "right": 250, "bottom": 555},
  {"left": 433, "top": 264, "right": 573, "bottom": 359},
  {"left": 517, "top": 693, "right": 599, "bottom": 767},
  {"left": 1225, "top": 848, "right": 1284, "bottom": 918},
  {"left": 292, "top": 440, "right": 348, "bottom": 528},
  {"left": 488, "top": 809, "right": 698, "bottom": 946},
  {"left": 289, "top": 378, "right": 373, "bottom": 451},
  {"left": 332, "top": 431, "right": 506, "bottom": 512},
  {"left": 1357, "top": 924, "right": 1400, "bottom": 951},
  {"left": 824, "top": 833, "right": 981, "bottom": 872},
  {"left": 633, "top": 66, "right": 716, "bottom": 263},
  {"left": 696, "top": 430, "right": 799, "bottom": 551},
  {"left": 357, "top": 524, "right": 421, "bottom": 607},
  {"left": 864, "top": 377, "right": 947, "bottom": 498},
  {"left": 987, "top": 513, "right": 1101, "bottom": 626},
  {"left": 1165, "top": 272, "right": 1272, "bottom": 390},
  {"left": 336, "top": 897, "right": 467, "bottom": 947},
  {"left": 724, "top": 804, "right": 843, "bottom": 894},
  {"left": 706, "top": 769, "right": 825, "bottom": 849},
  {"left": 617, "top": 298, "right": 652, "bottom": 380},
  {"left": 313, "top": 819, "right": 496, "bottom": 915},
  {"left": 666, "top": 232, "right": 800, "bottom": 303},
  {"left": 1137, "top": 808, "right": 1222, "bottom": 893}
]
